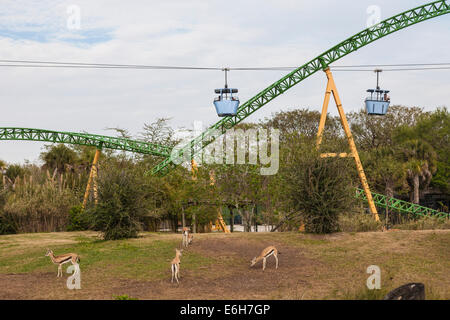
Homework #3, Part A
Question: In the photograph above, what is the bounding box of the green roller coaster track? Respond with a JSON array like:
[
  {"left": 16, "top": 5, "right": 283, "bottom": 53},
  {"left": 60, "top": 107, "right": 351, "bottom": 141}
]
[
  {"left": 151, "top": 0, "right": 450, "bottom": 176},
  {"left": 355, "top": 188, "right": 449, "bottom": 219},
  {"left": 0, "top": 127, "right": 171, "bottom": 157}
]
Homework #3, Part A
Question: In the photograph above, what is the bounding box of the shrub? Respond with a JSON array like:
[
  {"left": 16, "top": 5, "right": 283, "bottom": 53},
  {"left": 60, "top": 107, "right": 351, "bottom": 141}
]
[
  {"left": 281, "top": 141, "right": 357, "bottom": 234},
  {"left": 90, "top": 159, "right": 150, "bottom": 240},
  {"left": 67, "top": 205, "right": 91, "bottom": 231},
  {"left": 0, "top": 212, "right": 17, "bottom": 235}
]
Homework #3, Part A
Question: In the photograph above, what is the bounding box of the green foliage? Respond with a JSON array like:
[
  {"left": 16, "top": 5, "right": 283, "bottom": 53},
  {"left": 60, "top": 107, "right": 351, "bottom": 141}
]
[
  {"left": 266, "top": 108, "right": 341, "bottom": 142},
  {"left": 66, "top": 205, "right": 91, "bottom": 231},
  {"left": 40, "top": 144, "right": 78, "bottom": 173},
  {"left": 1, "top": 107, "right": 447, "bottom": 236},
  {"left": 0, "top": 177, "right": 17, "bottom": 234},
  {"left": 361, "top": 147, "right": 406, "bottom": 198},
  {"left": 394, "top": 107, "right": 450, "bottom": 193},
  {"left": 397, "top": 139, "right": 437, "bottom": 204},
  {"left": 90, "top": 159, "right": 151, "bottom": 240},
  {"left": 0, "top": 212, "right": 17, "bottom": 234},
  {"left": 5, "top": 164, "right": 26, "bottom": 181},
  {"left": 280, "top": 140, "right": 356, "bottom": 234},
  {"left": 348, "top": 105, "right": 423, "bottom": 151}
]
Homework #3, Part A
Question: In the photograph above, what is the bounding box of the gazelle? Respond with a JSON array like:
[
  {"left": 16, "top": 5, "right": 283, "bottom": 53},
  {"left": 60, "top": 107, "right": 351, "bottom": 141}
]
[
  {"left": 187, "top": 233, "right": 193, "bottom": 245},
  {"left": 45, "top": 249, "right": 80, "bottom": 277},
  {"left": 250, "top": 246, "right": 279, "bottom": 271},
  {"left": 171, "top": 248, "right": 183, "bottom": 283},
  {"left": 182, "top": 227, "right": 191, "bottom": 248}
]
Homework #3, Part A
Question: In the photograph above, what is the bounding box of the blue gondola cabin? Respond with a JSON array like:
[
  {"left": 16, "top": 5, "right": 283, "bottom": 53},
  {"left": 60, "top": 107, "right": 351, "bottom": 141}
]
[
  {"left": 213, "top": 88, "right": 239, "bottom": 117},
  {"left": 365, "top": 89, "right": 390, "bottom": 115}
]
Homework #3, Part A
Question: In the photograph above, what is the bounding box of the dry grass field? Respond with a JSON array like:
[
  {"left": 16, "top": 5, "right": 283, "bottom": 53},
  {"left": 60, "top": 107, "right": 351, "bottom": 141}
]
[{"left": 0, "top": 230, "right": 448, "bottom": 300}]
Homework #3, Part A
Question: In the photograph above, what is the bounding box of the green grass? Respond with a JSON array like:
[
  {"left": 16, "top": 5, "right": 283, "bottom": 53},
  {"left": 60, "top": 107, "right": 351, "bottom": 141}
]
[{"left": 0, "top": 232, "right": 217, "bottom": 280}]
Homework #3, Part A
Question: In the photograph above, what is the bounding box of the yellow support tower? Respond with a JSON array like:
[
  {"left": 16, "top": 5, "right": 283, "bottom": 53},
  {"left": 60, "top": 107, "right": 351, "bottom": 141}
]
[
  {"left": 196, "top": 161, "right": 230, "bottom": 233},
  {"left": 82, "top": 148, "right": 101, "bottom": 209},
  {"left": 316, "top": 67, "right": 380, "bottom": 222}
]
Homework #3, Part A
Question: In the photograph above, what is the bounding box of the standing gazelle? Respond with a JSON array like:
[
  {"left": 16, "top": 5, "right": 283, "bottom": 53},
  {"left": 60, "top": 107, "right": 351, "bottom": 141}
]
[
  {"left": 250, "top": 246, "right": 279, "bottom": 271},
  {"left": 187, "top": 233, "right": 193, "bottom": 245},
  {"left": 182, "top": 227, "right": 191, "bottom": 248},
  {"left": 45, "top": 249, "right": 80, "bottom": 277},
  {"left": 171, "top": 248, "right": 183, "bottom": 283}
]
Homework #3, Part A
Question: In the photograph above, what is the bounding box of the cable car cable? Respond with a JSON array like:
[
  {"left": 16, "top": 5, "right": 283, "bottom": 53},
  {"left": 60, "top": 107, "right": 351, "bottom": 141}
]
[{"left": 0, "top": 59, "right": 449, "bottom": 71}]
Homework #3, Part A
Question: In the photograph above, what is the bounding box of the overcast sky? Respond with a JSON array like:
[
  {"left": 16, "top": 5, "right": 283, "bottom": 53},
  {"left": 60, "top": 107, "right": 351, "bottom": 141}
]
[{"left": 0, "top": 0, "right": 449, "bottom": 164}]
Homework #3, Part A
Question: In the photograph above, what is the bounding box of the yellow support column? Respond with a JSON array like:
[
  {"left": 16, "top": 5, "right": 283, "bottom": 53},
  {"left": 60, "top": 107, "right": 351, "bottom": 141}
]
[
  {"left": 206, "top": 165, "right": 230, "bottom": 233},
  {"left": 316, "top": 75, "right": 333, "bottom": 147},
  {"left": 316, "top": 68, "right": 380, "bottom": 222},
  {"left": 82, "top": 149, "right": 101, "bottom": 209}
]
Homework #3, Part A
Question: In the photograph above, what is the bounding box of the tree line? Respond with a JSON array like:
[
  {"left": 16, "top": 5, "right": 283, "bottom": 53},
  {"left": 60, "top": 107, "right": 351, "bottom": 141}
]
[{"left": 0, "top": 106, "right": 448, "bottom": 238}]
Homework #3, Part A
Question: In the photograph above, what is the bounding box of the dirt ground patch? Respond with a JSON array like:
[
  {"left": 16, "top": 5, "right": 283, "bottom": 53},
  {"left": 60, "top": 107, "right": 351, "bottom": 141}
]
[{"left": 0, "top": 230, "right": 448, "bottom": 300}]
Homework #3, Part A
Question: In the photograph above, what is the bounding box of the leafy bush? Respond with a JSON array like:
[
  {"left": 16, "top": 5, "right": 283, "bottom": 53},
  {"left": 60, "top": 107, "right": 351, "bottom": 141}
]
[
  {"left": 0, "top": 188, "right": 15, "bottom": 234},
  {"left": 281, "top": 141, "right": 357, "bottom": 234},
  {"left": 0, "top": 212, "right": 17, "bottom": 234},
  {"left": 90, "top": 159, "right": 150, "bottom": 240},
  {"left": 67, "top": 205, "right": 91, "bottom": 231}
]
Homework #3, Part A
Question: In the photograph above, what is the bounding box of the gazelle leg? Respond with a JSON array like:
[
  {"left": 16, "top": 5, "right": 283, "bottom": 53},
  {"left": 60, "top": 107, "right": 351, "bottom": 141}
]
[
  {"left": 263, "top": 258, "right": 266, "bottom": 271},
  {"left": 171, "top": 265, "right": 175, "bottom": 283},
  {"left": 175, "top": 265, "right": 179, "bottom": 283},
  {"left": 274, "top": 254, "right": 279, "bottom": 269},
  {"left": 58, "top": 265, "right": 62, "bottom": 277}
]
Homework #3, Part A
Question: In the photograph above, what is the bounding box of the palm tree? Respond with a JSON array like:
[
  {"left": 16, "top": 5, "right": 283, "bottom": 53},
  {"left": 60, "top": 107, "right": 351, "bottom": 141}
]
[
  {"left": 40, "top": 144, "right": 78, "bottom": 174},
  {"left": 399, "top": 140, "right": 437, "bottom": 204}
]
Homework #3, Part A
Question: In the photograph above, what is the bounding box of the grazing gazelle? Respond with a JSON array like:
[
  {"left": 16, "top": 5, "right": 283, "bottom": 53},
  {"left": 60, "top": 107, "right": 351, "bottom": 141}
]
[
  {"left": 171, "top": 248, "right": 183, "bottom": 283},
  {"left": 187, "top": 233, "right": 193, "bottom": 245},
  {"left": 45, "top": 249, "right": 80, "bottom": 277},
  {"left": 182, "top": 227, "right": 191, "bottom": 248},
  {"left": 250, "top": 246, "right": 279, "bottom": 271}
]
